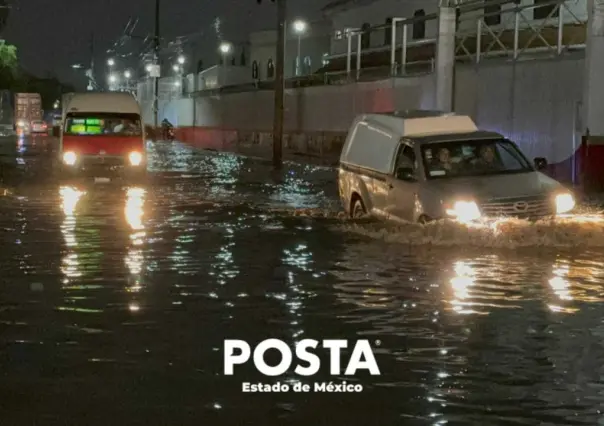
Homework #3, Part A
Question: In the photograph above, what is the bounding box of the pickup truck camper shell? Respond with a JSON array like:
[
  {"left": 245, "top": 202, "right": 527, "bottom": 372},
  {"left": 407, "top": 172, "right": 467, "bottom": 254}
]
[{"left": 340, "top": 111, "right": 478, "bottom": 175}]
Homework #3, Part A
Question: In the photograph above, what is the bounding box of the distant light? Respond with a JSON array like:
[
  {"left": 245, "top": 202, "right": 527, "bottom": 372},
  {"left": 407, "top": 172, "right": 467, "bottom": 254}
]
[
  {"left": 107, "top": 58, "right": 115, "bottom": 66},
  {"left": 109, "top": 74, "right": 117, "bottom": 83},
  {"left": 219, "top": 42, "right": 232, "bottom": 54},
  {"left": 293, "top": 19, "right": 307, "bottom": 34},
  {"left": 174, "top": 81, "right": 181, "bottom": 87},
  {"left": 172, "top": 64, "right": 179, "bottom": 72},
  {"left": 71, "top": 64, "right": 83, "bottom": 69},
  {"left": 178, "top": 55, "right": 185, "bottom": 64},
  {"left": 145, "top": 63, "right": 153, "bottom": 72},
  {"left": 124, "top": 70, "right": 131, "bottom": 79}
]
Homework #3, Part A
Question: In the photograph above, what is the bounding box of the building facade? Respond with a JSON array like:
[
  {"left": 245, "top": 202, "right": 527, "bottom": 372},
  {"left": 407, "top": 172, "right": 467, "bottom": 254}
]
[{"left": 324, "top": 0, "right": 587, "bottom": 57}]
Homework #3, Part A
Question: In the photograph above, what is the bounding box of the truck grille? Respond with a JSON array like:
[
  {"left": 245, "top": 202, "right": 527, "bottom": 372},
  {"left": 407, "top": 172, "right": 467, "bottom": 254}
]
[{"left": 480, "top": 195, "right": 554, "bottom": 219}]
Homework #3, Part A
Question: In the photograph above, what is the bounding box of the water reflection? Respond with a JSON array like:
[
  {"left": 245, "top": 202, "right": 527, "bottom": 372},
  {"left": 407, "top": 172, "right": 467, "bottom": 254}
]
[
  {"left": 449, "top": 261, "right": 477, "bottom": 315},
  {"left": 60, "top": 186, "right": 85, "bottom": 280},
  {"left": 125, "top": 187, "right": 145, "bottom": 295}
]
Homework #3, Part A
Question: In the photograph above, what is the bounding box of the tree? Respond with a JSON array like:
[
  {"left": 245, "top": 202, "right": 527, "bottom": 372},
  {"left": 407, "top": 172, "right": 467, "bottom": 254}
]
[{"left": 0, "top": 40, "right": 17, "bottom": 70}]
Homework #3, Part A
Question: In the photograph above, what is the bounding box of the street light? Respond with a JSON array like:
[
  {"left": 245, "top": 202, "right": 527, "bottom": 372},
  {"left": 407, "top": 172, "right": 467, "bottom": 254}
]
[
  {"left": 177, "top": 55, "right": 185, "bottom": 64},
  {"left": 172, "top": 64, "right": 179, "bottom": 72},
  {"left": 293, "top": 19, "right": 307, "bottom": 34},
  {"left": 145, "top": 63, "right": 153, "bottom": 73},
  {"left": 292, "top": 19, "right": 307, "bottom": 76},
  {"left": 107, "top": 58, "right": 115, "bottom": 67},
  {"left": 109, "top": 74, "right": 117, "bottom": 83},
  {"left": 124, "top": 70, "right": 131, "bottom": 79},
  {"left": 219, "top": 42, "right": 232, "bottom": 68},
  {"left": 219, "top": 42, "right": 232, "bottom": 55}
]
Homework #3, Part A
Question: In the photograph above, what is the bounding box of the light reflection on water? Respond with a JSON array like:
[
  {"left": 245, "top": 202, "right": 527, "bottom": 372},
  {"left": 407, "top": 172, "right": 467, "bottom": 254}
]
[{"left": 2, "top": 143, "right": 604, "bottom": 424}]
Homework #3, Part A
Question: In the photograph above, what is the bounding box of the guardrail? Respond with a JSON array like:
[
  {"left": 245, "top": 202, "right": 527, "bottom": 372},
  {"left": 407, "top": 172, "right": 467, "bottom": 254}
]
[{"left": 323, "top": 0, "right": 585, "bottom": 81}]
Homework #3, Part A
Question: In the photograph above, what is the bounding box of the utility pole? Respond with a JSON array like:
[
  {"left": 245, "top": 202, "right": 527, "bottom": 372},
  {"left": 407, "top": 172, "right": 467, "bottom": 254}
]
[
  {"left": 258, "top": 0, "right": 286, "bottom": 169},
  {"left": 88, "top": 33, "right": 95, "bottom": 90},
  {"left": 153, "top": 0, "right": 160, "bottom": 128}
]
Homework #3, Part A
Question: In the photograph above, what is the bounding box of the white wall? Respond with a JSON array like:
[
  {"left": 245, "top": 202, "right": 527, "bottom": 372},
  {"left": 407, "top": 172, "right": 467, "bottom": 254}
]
[
  {"left": 144, "top": 54, "right": 584, "bottom": 167},
  {"left": 455, "top": 55, "right": 583, "bottom": 164},
  {"left": 157, "top": 76, "right": 435, "bottom": 132}
]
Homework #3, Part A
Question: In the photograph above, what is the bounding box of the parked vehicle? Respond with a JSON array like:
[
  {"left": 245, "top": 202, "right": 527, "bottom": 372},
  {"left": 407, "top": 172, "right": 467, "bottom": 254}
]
[
  {"left": 338, "top": 111, "right": 576, "bottom": 223},
  {"left": 14, "top": 93, "right": 42, "bottom": 135},
  {"left": 59, "top": 92, "right": 147, "bottom": 183},
  {"left": 30, "top": 120, "right": 48, "bottom": 134}
]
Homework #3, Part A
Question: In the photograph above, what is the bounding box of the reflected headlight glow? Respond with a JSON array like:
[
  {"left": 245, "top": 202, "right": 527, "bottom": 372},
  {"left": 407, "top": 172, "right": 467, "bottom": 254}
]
[
  {"left": 63, "top": 151, "right": 76, "bottom": 165},
  {"left": 555, "top": 192, "right": 575, "bottom": 214},
  {"left": 129, "top": 151, "right": 142, "bottom": 166},
  {"left": 446, "top": 200, "right": 481, "bottom": 223}
]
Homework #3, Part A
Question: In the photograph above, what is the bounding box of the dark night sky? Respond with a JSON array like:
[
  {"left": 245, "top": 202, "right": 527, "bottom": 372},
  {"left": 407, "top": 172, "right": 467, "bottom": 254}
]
[{"left": 3, "top": 0, "right": 331, "bottom": 88}]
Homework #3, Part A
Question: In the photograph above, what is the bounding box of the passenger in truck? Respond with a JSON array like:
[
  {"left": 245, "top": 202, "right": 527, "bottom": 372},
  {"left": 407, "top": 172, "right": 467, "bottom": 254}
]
[
  {"left": 435, "top": 148, "right": 455, "bottom": 172},
  {"left": 474, "top": 145, "right": 502, "bottom": 172}
]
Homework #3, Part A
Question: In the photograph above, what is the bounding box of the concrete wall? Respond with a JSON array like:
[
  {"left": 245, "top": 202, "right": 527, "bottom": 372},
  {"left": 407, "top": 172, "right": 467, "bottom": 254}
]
[
  {"left": 455, "top": 55, "right": 583, "bottom": 166},
  {"left": 159, "top": 75, "right": 435, "bottom": 132},
  {"left": 144, "top": 54, "right": 584, "bottom": 178}
]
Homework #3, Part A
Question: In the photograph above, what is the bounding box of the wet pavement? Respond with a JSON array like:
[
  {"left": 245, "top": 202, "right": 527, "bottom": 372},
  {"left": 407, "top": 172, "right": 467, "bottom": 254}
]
[{"left": 2, "top": 135, "right": 604, "bottom": 425}]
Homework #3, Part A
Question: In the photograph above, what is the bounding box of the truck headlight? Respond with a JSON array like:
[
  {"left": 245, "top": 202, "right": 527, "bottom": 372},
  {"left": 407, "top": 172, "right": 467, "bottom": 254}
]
[
  {"left": 63, "top": 151, "right": 76, "bottom": 165},
  {"left": 129, "top": 151, "right": 142, "bottom": 166},
  {"left": 555, "top": 192, "right": 575, "bottom": 214},
  {"left": 446, "top": 200, "right": 481, "bottom": 223}
]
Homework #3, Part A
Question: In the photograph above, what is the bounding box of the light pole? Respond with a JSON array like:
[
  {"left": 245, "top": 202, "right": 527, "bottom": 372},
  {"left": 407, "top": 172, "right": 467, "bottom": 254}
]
[
  {"left": 219, "top": 42, "right": 232, "bottom": 87},
  {"left": 292, "top": 19, "right": 307, "bottom": 76},
  {"left": 257, "top": 0, "right": 286, "bottom": 169},
  {"left": 108, "top": 74, "right": 117, "bottom": 91},
  {"left": 153, "top": 0, "right": 160, "bottom": 129},
  {"left": 107, "top": 58, "right": 115, "bottom": 91},
  {"left": 219, "top": 42, "right": 232, "bottom": 65},
  {"left": 124, "top": 70, "right": 131, "bottom": 92}
]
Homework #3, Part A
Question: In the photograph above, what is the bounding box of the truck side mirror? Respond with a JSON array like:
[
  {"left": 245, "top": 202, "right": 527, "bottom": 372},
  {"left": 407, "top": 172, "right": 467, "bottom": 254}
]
[{"left": 534, "top": 157, "right": 547, "bottom": 170}]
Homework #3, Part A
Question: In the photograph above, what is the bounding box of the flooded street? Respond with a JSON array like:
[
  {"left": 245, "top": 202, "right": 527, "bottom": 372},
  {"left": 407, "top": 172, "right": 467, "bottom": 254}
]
[{"left": 2, "top": 136, "right": 604, "bottom": 425}]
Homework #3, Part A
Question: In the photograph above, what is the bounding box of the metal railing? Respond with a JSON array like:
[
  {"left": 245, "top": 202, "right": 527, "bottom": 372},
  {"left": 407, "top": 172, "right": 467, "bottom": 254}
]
[
  {"left": 136, "top": 0, "right": 587, "bottom": 100},
  {"left": 325, "top": 0, "right": 586, "bottom": 82}
]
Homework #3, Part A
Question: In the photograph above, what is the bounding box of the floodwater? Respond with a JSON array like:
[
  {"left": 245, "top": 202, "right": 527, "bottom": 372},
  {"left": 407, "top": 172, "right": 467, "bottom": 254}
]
[{"left": 2, "top": 136, "right": 604, "bottom": 425}]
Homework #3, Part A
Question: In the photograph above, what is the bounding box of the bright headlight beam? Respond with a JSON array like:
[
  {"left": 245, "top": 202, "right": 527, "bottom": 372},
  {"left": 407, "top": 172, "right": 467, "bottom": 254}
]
[
  {"left": 555, "top": 193, "right": 575, "bottom": 214},
  {"left": 129, "top": 151, "right": 142, "bottom": 166},
  {"left": 63, "top": 151, "right": 76, "bottom": 165},
  {"left": 446, "top": 200, "right": 481, "bottom": 223}
]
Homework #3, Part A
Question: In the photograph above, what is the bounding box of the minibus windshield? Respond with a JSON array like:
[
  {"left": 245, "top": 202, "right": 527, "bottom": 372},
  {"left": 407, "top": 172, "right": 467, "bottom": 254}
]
[{"left": 64, "top": 113, "right": 142, "bottom": 136}]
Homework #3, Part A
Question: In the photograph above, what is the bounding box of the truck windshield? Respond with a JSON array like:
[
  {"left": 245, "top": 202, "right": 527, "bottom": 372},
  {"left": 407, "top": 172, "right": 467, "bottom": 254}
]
[
  {"left": 421, "top": 138, "right": 534, "bottom": 179},
  {"left": 64, "top": 113, "right": 142, "bottom": 136}
]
